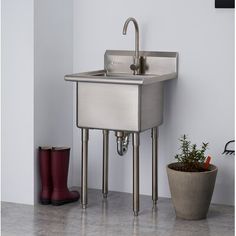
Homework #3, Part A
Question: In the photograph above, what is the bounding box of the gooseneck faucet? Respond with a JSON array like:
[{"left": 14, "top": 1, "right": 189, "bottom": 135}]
[{"left": 123, "top": 17, "right": 140, "bottom": 74}]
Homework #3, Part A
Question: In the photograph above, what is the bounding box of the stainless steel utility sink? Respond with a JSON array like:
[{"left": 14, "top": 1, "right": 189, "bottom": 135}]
[
  {"left": 65, "top": 50, "right": 178, "bottom": 132},
  {"left": 65, "top": 16, "right": 179, "bottom": 216}
]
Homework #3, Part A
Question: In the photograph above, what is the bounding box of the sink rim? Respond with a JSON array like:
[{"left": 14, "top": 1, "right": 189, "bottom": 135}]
[{"left": 65, "top": 69, "right": 177, "bottom": 85}]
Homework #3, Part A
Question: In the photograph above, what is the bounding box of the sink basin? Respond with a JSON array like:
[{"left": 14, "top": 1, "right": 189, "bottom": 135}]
[{"left": 65, "top": 50, "right": 178, "bottom": 132}]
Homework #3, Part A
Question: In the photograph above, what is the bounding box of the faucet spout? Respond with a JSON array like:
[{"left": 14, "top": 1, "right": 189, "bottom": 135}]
[{"left": 122, "top": 17, "right": 140, "bottom": 74}]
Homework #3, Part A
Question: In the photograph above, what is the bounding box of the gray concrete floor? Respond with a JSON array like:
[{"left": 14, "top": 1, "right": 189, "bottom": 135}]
[{"left": 1, "top": 189, "right": 234, "bottom": 236}]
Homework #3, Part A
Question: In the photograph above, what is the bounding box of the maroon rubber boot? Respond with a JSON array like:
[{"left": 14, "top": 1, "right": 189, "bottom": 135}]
[
  {"left": 39, "top": 147, "right": 52, "bottom": 204},
  {"left": 51, "top": 147, "right": 80, "bottom": 206}
]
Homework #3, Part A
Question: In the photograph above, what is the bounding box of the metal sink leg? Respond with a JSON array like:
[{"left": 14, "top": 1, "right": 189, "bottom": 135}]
[
  {"left": 132, "top": 132, "right": 140, "bottom": 216},
  {"left": 81, "top": 128, "right": 89, "bottom": 209},
  {"left": 152, "top": 127, "right": 158, "bottom": 206},
  {"left": 102, "top": 130, "right": 109, "bottom": 198}
]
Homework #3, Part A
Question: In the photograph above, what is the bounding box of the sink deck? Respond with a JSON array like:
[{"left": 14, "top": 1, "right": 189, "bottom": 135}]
[{"left": 65, "top": 70, "right": 177, "bottom": 85}]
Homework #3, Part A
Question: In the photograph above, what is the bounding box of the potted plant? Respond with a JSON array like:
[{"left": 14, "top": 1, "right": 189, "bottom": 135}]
[{"left": 167, "top": 135, "right": 218, "bottom": 220}]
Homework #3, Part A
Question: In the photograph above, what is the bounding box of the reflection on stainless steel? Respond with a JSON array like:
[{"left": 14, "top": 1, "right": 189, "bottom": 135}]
[
  {"left": 132, "top": 216, "right": 140, "bottom": 235},
  {"left": 152, "top": 206, "right": 158, "bottom": 233},
  {"left": 101, "top": 199, "right": 108, "bottom": 236},
  {"left": 81, "top": 209, "right": 87, "bottom": 236}
]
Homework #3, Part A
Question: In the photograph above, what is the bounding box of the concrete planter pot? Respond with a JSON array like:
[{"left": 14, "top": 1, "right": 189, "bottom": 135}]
[{"left": 167, "top": 163, "right": 217, "bottom": 220}]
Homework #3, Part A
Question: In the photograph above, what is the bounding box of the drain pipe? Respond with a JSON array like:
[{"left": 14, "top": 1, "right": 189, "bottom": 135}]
[{"left": 115, "top": 131, "right": 130, "bottom": 156}]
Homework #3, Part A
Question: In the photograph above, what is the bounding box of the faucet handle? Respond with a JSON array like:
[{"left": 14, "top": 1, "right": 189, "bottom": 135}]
[{"left": 130, "top": 63, "right": 139, "bottom": 71}]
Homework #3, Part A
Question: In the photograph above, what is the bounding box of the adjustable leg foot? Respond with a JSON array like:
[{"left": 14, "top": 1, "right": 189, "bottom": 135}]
[{"left": 134, "top": 211, "right": 139, "bottom": 217}]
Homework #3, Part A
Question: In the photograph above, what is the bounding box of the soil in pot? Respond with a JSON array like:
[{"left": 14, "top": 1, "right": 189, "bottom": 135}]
[{"left": 168, "top": 162, "right": 209, "bottom": 172}]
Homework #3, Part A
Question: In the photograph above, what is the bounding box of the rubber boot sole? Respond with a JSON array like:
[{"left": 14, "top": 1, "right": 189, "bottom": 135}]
[
  {"left": 40, "top": 199, "right": 51, "bottom": 205},
  {"left": 51, "top": 197, "right": 79, "bottom": 206}
]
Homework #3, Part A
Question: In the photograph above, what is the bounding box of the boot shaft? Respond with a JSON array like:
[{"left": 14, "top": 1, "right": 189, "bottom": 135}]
[
  {"left": 39, "top": 146, "right": 52, "bottom": 202},
  {"left": 39, "top": 147, "right": 52, "bottom": 188},
  {"left": 51, "top": 147, "right": 70, "bottom": 190}
]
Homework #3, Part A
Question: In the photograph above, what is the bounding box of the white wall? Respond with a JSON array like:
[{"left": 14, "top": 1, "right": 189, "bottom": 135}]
[
  {"left": 2, "top": 0, "right": 73, "bottom": 205},
  {"left": 0, "top": 0, "right": 2, "bottom": 204},
  {"left": 73, "top": 0, "right": 235, "bottom": 205},
  {"left": 34, "top": 0, "right": 74, "bottom": 203},
  {"left": 2, "top": 0, "right": 34, "bottom": 204}
]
